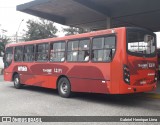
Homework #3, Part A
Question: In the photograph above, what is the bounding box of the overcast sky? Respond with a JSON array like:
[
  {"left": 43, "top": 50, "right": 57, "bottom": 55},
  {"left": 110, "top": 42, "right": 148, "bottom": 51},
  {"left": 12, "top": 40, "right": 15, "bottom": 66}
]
[
  {"left": 0, "top": 0, "right": 65, "bottom": 37},
  {"left": 0, "top": 0, "right": 35, "bottom": 36},
  {"left": 0, "top": 0, "right": 160, "bottom": 47}
]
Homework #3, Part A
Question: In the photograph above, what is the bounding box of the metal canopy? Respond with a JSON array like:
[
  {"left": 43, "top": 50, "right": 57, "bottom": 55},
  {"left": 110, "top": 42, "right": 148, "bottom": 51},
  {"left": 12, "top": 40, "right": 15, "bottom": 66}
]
[{"left": 17, "top": 0, "right": 160, "bottom": 32}]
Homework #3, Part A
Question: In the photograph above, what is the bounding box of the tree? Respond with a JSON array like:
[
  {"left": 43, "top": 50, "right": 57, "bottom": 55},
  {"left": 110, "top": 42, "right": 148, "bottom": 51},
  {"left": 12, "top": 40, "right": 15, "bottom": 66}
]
[
  {"left": 23, "top": 18, "right": 58, "bottom": 41},
  {"left": 0, "top": 36, "right": 9, "bottom": 56},
  {"left": 62, "top": 26, "right": 90, "bottom": 36}
]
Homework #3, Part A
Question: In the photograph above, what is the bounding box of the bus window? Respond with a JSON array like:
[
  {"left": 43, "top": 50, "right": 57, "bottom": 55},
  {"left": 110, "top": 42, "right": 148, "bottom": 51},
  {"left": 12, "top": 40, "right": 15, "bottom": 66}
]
[
  {"left": 4, "top": 47, "right": 13, "bottom": 68},
  {"left": 14, "top": 46, "right": 23, "bottom": 62},
  {"left": 35, "top": 43, "right": 49, "bottom": 62},
  {"left": 50, "top": 42, "right": 65, "bottom": 62},
  {"left": 67, "top": 39, "right": 90, "bottom": 62},
  {"left": 105, "top": 36, "right": 116, "bottom": 56},
  {"left": 92, "top": 36, "right": 116, "bottom": 62},
  {"left": 127, "top": 31, "right": 156, "bottom": 57},
  {"left": 23, "top": 45, "right": 34, "bottom": 62},
  {"left": 67, "top": 40, "right": 79, "bottom": 61},
  {"left": 78, "top": 39, "right": 90, "bottom": 62}
]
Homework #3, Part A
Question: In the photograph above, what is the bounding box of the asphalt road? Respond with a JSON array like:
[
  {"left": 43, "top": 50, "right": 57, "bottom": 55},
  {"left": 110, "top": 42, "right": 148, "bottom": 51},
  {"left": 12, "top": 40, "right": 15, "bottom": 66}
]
[
  {"left": 0, "top": 75, "right": 3, "bottom": 82},
  {"left": 0, "top": 75, "right": 160, "bottom": 125}
]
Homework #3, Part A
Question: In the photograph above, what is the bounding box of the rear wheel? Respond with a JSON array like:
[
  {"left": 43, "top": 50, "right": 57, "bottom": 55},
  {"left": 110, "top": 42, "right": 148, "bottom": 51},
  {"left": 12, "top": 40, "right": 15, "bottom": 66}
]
[
  {"left": 13, "top": 74, "right": 22, "bottom": 89},
  {"left": 58, "top": 77, "right": 72, "bottom": 98}
]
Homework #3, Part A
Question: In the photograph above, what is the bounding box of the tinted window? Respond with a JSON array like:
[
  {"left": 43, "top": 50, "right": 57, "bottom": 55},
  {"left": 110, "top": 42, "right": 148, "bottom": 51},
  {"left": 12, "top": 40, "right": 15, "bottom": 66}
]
[
  {"left": 127, "top": 30, "right": 156, "bottom": 57},
  {"left": 67, "top": 40, "right": 79, "bottom": 51},
  {"left": 67, "top": 39, "right": 90, "bottom": 62},
  {"left": 35, "top": 43, "right": 49, "bottom": 62},
  {"left": 23, "top": 45, "right": 34, "bottom": 62},
  {"left": 92, "top": 36, "right": 116, "bottom": 62},
  {"left": 67, "top": 40, "right": 79, "bottom": 61},
  {"left": 78, "top": 39, "right": 90, "bottom": 61},
  {"left": 50, "top": 42, "right": 65, "bottom": 62},
  {"left": 14, "top": 46, "right": 23, "bottom": 62},
  {"left": 4, "top": 47, "right": 13, "bottom": 68}
]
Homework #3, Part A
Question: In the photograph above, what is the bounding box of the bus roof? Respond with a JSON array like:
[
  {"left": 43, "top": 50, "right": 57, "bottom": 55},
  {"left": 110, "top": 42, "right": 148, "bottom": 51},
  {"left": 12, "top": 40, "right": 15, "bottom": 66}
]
[{"left": 6, "top": 27, "right": 125, "bottom": 48}]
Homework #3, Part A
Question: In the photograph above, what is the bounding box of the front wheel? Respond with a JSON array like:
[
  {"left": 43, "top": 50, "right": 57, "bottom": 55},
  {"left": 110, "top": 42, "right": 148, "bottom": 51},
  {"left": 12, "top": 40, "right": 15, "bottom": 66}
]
[
  {"left": 58, "top": 77, "right": 72, "bottom": 98},
  {"left": 13, "top": 74, "right": 22, "bottom": 89}
]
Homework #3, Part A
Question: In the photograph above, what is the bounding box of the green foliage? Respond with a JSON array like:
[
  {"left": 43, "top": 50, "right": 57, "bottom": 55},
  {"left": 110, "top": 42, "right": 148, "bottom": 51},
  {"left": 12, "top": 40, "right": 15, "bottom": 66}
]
[
  {"left": 24, "top": 18, "right": 58, "bottom": 41},
  {"left": 0, "top": 36, "right": 9, "bottom": 56},
  {"left": 63, "top": 27, "right": 90, "bottom": 36}
]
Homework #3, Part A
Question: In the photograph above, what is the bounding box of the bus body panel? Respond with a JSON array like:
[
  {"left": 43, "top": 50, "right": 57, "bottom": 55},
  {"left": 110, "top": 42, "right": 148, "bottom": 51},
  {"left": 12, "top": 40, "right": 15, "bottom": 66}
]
[
  {"left": 68, "top": 63, "right": 111, "bottom": 93},
  {"left": 5, "top": 61, "right": 111, "bottom": 93},
  {"left": 128, "top": 56, "right": 157, "bottom": 86},
  {"left": 110, "top": 28, "right": 127, "bottom": 94},
  {"left": 4, "top": 72, "right": 12, "bottom": 81},
  {"left": 4, "top": 62, "right": 13, "bottom": 81},
  {"left": 126, "top": 56, "right": 157, "bottom": 93},
  {"left": 118, "top": 57, "right": 157, "bottom": 94}
]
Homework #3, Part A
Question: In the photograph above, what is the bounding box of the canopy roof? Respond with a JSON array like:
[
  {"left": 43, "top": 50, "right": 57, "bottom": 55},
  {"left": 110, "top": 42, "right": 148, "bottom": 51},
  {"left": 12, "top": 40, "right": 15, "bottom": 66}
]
[{"left": 17, "top": 0, "right": 160, "bottom": 31}]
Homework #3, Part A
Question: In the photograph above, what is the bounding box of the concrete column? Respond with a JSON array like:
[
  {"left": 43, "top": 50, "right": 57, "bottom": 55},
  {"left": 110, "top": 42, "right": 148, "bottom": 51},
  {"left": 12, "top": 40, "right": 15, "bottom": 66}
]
[{"left": 106, "top": 17, "right": 111, "bottom": 29}]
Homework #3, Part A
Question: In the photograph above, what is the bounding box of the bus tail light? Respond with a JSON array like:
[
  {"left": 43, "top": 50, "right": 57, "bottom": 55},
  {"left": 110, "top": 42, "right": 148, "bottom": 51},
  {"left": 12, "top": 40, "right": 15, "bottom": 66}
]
[
  {"left": 154, "top": 65, "right": 158, "bottom": 82},
  {"left": 123, "top": 64, "right": 130, "bottom": 84},
  {"left": 154, "top": 72, "right": 158, "bottom": 82}
]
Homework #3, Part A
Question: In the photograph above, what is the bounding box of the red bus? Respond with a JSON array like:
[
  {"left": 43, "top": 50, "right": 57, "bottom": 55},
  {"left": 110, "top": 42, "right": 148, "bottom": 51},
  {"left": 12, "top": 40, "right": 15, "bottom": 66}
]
[{"left": 3, "top": 27, "right": 157, "bottom": 98}]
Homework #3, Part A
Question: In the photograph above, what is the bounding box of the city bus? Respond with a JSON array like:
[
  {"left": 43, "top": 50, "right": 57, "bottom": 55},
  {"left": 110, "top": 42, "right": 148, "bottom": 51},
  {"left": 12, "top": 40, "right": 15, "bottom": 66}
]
[{"left": 3, "top": 27, "right": 157, "bottom": 98}]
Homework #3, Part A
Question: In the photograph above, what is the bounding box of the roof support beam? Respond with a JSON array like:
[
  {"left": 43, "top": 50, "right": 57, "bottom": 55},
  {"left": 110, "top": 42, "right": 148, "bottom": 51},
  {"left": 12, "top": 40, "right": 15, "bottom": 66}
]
[{"left": 73, "top": 0, "right": 111, "bottom": 17}]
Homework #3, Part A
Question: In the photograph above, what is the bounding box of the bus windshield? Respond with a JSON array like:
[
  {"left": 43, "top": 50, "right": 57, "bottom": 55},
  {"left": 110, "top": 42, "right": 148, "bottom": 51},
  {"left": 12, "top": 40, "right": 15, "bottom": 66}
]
[
  {"left": 4, "top": 47, "right": 13, "bottom": 68},
  {"left": 127, "top": 29, "right": 156, "bottom": 57}
]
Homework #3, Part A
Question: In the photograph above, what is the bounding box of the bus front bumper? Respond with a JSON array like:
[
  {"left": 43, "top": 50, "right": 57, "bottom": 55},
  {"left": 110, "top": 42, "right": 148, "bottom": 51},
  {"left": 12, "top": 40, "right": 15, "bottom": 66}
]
[{"left": 4, "top": 72, "right": 13, "bottom": 81}]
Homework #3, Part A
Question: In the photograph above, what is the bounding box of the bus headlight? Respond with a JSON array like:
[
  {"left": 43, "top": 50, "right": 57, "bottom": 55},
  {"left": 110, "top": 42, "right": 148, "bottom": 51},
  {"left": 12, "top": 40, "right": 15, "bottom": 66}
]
[{"left": 154, "top": 70, "right": 158, "bottom": 82}]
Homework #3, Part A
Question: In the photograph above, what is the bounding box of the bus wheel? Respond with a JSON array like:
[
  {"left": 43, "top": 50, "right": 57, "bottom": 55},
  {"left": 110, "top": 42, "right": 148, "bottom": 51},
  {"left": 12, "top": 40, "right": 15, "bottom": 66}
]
[
  {"left": 58, "top": 77, "right": 72, "bottom": 98},
  {"left": 13, "top": 74, "right": 22, "bottom": 89}
]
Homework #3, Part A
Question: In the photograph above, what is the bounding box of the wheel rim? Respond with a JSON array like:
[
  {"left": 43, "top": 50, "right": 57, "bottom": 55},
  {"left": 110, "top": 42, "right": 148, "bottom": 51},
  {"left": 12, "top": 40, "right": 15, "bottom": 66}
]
[
  {"left": 60, "top": 82, "right": 68, "bottom": 94},
  {"left": 14, "top": 78, "right": 19, "bottom": 86}
]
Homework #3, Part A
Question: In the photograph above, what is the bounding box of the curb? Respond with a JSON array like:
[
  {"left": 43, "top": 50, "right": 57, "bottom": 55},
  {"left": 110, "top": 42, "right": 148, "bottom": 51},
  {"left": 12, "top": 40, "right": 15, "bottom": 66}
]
[
  {"left": 145, "top": 82, "right": 160, "bottom": 99},
  {"left": 143, "top": 93, "right": 160, "bottom": 99}
]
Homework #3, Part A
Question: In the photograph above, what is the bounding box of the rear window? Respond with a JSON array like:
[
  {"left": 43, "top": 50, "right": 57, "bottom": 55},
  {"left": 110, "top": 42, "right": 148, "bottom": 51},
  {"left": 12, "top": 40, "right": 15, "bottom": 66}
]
[{"left": 127, "top": 29, "right": 156, "bottom": 57}]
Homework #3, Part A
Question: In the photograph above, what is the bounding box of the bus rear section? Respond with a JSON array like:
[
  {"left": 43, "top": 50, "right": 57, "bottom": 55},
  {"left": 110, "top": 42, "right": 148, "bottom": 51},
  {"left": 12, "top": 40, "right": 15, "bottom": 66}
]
[{"left": 119, "top": 28, "right": 157, "bottom": 94}]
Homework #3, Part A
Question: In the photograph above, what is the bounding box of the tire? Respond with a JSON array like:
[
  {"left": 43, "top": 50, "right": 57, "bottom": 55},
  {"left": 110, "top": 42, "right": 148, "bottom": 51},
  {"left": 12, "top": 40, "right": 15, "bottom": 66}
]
[
  {"left": 13, "top": 74, "right": 22, "bottom": 89},
  {"left": 58, "top": 77, "right": 72, "bottom": 98}
]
